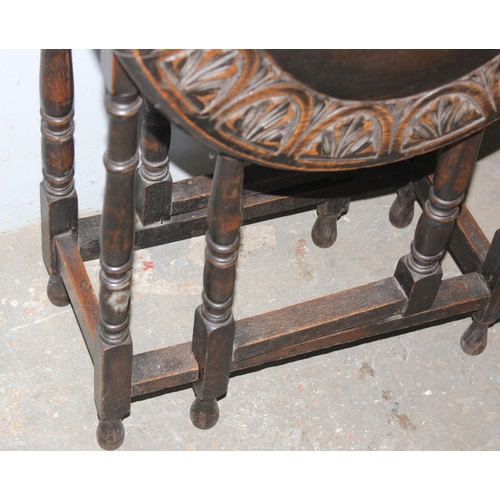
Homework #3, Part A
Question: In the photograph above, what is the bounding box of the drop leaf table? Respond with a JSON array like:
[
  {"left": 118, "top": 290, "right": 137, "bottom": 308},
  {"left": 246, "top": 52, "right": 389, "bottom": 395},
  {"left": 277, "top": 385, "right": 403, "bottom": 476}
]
[{"left": 40, "top": 49, "right": 500, "bottom": 449}]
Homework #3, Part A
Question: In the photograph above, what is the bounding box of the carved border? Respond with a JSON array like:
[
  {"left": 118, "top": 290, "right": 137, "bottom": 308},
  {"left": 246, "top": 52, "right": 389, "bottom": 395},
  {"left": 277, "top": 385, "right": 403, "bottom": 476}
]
[{"left": 118, "top": 49, "right": 500, "bottom": 171}]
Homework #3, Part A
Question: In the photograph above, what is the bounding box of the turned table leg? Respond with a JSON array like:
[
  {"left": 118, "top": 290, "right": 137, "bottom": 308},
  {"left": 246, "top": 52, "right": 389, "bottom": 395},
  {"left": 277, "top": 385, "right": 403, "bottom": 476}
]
[
  {"left": 395, "top": 130, "right": 484, "bottom": 316},
  {"left": 40, "top": 49, "right": 77, "bottom": 307},
  {"left": 135, "top": 100, "right": 172, "bottom": 226},
  {"left": 95, "top": 54, "right": 142, "bottom": 450},
  {"left": 190, "top": 153, "right": 244, "bottom": 430}
]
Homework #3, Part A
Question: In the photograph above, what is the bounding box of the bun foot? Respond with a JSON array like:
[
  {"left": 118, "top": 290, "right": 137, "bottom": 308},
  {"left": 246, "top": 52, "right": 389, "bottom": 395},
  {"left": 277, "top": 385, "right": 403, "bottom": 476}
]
[
  {"left": 311, "top": 215, "right": 337, "bottom": 249},
  {"left": 47, "top": 274, "right": 70, "bottom": 307},
  {"left": 96, "top": 419, "right": 125, "bottom": 450},
  {"left": 389, "top": 187, "right": 416, "bottom": 229},
  {"left": 461, "top": 320, "right": 488, "bottom": 356},
  {"left": 311, "top": 198, "right": 349, "bottom": 249},
  {"left": 190, "top": 397, "right": 219, "bottom": 430}
]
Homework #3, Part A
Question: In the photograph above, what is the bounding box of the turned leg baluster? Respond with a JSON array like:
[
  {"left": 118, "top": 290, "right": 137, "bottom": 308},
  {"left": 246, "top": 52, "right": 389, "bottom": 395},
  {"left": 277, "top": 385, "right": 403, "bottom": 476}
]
[
  {"left": 40, "top": 49, "right": 77, "bottom": 307},
  {"left": 190, "top": 154, "right": 244, "bottom": 430},
  {"left": 95, "top": 54, "right": 143, "bottom": 450},
  {"left": 395, "top": 130, "right": 484, "bottom": 316},
  {"left": 135, "top": 101, "right": 172, "bottom": 226}
]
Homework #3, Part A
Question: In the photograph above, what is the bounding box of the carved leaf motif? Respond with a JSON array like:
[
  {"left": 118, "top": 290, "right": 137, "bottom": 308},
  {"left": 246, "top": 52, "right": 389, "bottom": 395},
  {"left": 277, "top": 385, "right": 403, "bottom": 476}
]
[
  {"left": 403, "top": 94, "right": 484, "bottom": 149},
  {"left": 469, "top": 60, "right": 498, "bottom": 111},
  {"left": 218, "top": 97, "right": 300, "bottom": 153},
  {"left": 243, "top": 57, "right": 281, "bottom": 96},
  {"left": 299, "top": 113, "right": 381, "bottom": 160},
  {"left": 149, "top": 49, "right": 500, "bottom": 168},
  {"left": 160, "top": 50, "right": 242, "bottom": 113}
]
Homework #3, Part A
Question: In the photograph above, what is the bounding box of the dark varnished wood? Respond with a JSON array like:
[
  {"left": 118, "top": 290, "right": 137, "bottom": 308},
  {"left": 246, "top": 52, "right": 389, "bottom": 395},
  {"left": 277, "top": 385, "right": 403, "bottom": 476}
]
[
  {"left": 461, "top": 320, "right": 489, "bottom": 356},
  {"left": 311, "top": 197, "right": 350, "bottom": 248},
  {"left": 55, "top": 232, "right": 98, "bottom": 362},
  {"left": 475, "top": 229, "right": 500, "bottom": 325},
  {"left": 190, "top": 398, "right": 219, "bottom": 430},
  {"left": 94, "top": 54, "right": 142, "bottom": 450},
  {"left": 389, "top": 182, "right": 417, "bottom": 229},
  {"left": 395, "top": 130, "right": 484, "bottom": 316},
  {"left": 233, "top": 277, "right": 406, "bottom": 362},
  {"left": 132, "top": 343, "right": 198, "bottom": 397},
  {"left": 127, "top": 272, "right": 489, "bottom": 395},
  {"left": 462, "top": 229, "right": 500, "bottom": 355},
  {"left": 116, "top": 49, "right": 500, "bottom": 172},
  {"left": 232, "top": 272, "right": 489, "bottom": 371},
  {"left": 191, "top": 154, "right": 244, "bottom": 429},
  {"left": 266, "top": 50, "right": 500, "bottom": 100},
  {"left": 410, "top": 163, "right": 490, "bottom": 275},
  {"left": 41, "top": 50, "right": 500, "bottom": 450},
  {"left": 447, "top": 204, "right": 490, "bottom": 275},
  {"left": 172, "top": 166, "right": 332, "bottom": 216},
  {"left": 40, "top": 49, "right": 77, "bottom": 307},
  {"left": 77, "top": 162, "right": 409, "bottom": 261},
  {"left": 135, "top": 100, "right": 173, "bottom": 226},
  {"left": 96, "top": 420, "right": 125, "bottom": 451}
]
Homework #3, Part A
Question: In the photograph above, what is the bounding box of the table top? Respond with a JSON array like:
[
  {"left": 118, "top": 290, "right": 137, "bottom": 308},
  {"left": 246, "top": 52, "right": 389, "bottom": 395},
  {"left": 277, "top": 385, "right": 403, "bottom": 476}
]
[{"left": 116, "top": 49, "right": 500, "bottom": 171}]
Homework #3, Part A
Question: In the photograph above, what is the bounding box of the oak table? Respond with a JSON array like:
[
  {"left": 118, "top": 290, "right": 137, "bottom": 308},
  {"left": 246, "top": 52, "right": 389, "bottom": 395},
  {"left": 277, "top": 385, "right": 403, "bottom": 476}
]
[{"left": 40, "top": 49, "right": 500, "bottom": 449}]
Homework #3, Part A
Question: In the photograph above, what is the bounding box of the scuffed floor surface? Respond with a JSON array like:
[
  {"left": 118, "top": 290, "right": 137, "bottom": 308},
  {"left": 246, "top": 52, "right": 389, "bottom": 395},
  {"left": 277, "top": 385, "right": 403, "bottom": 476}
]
[{"left": 2, "top": 126, "right": 500, "bottom": 450}]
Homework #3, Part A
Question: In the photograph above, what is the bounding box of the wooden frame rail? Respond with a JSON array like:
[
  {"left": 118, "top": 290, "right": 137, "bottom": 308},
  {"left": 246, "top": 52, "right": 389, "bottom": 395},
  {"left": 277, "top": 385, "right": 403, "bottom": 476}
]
[{"left": 54, "top": 169, "right": 493, "bottom": 401}]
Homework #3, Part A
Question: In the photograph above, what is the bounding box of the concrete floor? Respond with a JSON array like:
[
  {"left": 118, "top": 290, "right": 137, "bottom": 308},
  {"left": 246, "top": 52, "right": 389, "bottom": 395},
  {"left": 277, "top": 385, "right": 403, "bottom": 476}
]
[{"left": 1, "top": 123, "right": 500, "bottom": 451}]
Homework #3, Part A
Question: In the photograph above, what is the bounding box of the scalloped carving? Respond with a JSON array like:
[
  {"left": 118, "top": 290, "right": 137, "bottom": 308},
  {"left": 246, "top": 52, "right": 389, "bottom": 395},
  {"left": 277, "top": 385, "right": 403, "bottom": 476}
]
[
  {"left": 139, "top": 49, "right": 500, "bottom": 170},
  {"left": 469, "top": 60, "right": 499, "bottom": 112},
  {"left": 218, "top": 97, "right": 300, "bottom": 153},
  {"left": 160, "top": 49, "right": 243, "bottom": 114},
  {"left": 299, "top": 113, "right": 381, "bottom": 160},
  {"left": 403, "top": 94, "right": 484, "bottom": 150}
]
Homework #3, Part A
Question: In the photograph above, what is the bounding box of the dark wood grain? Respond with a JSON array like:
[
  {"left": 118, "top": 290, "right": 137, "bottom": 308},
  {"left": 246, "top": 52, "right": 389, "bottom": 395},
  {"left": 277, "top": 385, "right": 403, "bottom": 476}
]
[
  {"left": 473, "top": 229, "right": 500, "bottom": 326},
  {"left": 266, "top": 50, "right": 500, "bottom": 100},
  {"left": 132, "top": 343, "right": 198, "bottom": 397},
  {"left": 411, "top": 171, "right": 490, "bottom": 274},
  {"left": 311, "top": 197, "right": 350, "bottom": 248},
  {"left": 94, "top": 53, "right": 142, "bottom": 450},
  {"left": 116, "top": 49, "right": 500, "bottom": 172},
  {"left": 448, "top": 205, "right": 490, "bottom": 274},
  {"left": 55, "top": 232, "right": 98, "bottom": 362},
  {"left": 78, "top": 161, "right": 409, "bottom": 261},
  {"left": 233, "top": 277, "right": 406, "bottom": 362},
  {"left": 190, "top": 154, "right": 244, "bottom": 428},
  {"left": 135, "top": 101, "right": 172, "bottom": 226},
  {"left": 395, "top": 131, "right": 484, "bottom": 315},
  {"left": 41, "top": 49, "right": 500, "bottom": 450},
  {"left": 40, "top": 49, "right": 77, "bottom": 307},
  {"left": 461, "top": 229, "right": 500, "bottom": 355},
  {"left": 232, "top": 273, "right": 490, "bottom": 371},
  {"left": 128, "top": 273, "right": 489, "bottom": 396},
  {"left": 389, "top": 182, "right": 417, "bottom": 229}
]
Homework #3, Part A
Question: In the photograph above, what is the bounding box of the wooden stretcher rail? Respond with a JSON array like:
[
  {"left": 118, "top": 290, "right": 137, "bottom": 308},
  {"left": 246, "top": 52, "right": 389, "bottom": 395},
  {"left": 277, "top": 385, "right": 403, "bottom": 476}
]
[
  {"left": 55, "top": 232, "right": 99, "bottom": 362},
  {"left": 232, "top": 277, "right": 406, "bottom": 362},
  {"left": 78, "top": 163, "right": 410, "bottom": 262},
  {"left": 132, "top": 343, "right": 199, "bottom": 397},
  {"left": 57, "top": 158, "right": 492, "bottom": 400},
  {"left": 171, "top": 164, "right": 336, "bottom": 216},
  {"left": 130, "top": 272, "right": 490, "bottom": 397},
  {"left": 231, "top": 272, "right": 490, "bottom": 372}
]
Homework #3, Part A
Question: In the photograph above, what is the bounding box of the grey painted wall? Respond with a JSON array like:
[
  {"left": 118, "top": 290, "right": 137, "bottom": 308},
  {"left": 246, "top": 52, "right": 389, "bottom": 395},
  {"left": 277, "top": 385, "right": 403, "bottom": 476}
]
[{"left": 0, "top": 49, "right": 216, "bottom": 234}]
